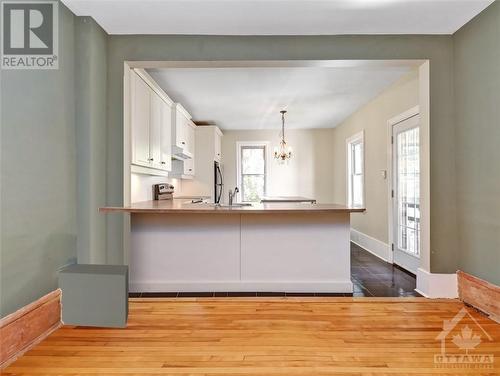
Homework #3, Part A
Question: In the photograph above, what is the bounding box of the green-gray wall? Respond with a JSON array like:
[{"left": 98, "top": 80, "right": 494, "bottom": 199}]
[
  {"left": 0, "top": 4, "right": 77, "bottom": 317},
  {"left": 454, "top": 1, "right": 500, "bottom": 285},
  {"left": 75, "top": 17, "right": 108, "bottom": 265},
  {"left": 0, "top": 5, "right": 108, "bottom": 317},
  {"left": 106, "top": 35, "right": 457, "bottom": 273}
]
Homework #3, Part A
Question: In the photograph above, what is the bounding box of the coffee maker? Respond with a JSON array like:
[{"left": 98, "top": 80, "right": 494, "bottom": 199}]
[{"left": 153, "top": 183, "right": 174, "bottom": 200}]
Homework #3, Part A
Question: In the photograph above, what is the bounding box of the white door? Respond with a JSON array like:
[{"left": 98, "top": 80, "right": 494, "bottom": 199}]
[
  {"left": 131, "top": 72, "right": 151, "bottom": 167},
  {"left": 392, "top": 114, "right": 420, "bottom": 274}
]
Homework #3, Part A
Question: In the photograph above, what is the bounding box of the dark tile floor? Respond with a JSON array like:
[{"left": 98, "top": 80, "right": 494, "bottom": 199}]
[
  {"left": 130, "top": 242, "right": 420, "bottom": 298},
  {"left": 351, "top": 242, "right": 421, "bottom": 297}
]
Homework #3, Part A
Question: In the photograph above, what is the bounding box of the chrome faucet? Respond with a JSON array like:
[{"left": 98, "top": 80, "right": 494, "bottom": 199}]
[{"left": 228, "top": 187, "right": 239, "bottom": 206}]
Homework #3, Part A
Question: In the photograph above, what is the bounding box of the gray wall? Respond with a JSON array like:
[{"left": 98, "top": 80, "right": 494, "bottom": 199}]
[
  {"left": 454, "top": 1, "right": 500, "bottom": 285},
  {"left": 0, "top": 5, "right": 108, "bottom": 317},
  {"left": 0, "top": 4, "right": 77, "bottom": 317},
  {"left": 75, "top": 17, "right": 108, "bottom": 264},
  {"left": 106, "top": 35, "right": 457, "bottom": 274}
]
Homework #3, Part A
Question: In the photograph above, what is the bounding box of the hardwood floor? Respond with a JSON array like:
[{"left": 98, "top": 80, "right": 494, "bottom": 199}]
[{"left": 3, "top": 298, "right": 499, "bottom": 375}]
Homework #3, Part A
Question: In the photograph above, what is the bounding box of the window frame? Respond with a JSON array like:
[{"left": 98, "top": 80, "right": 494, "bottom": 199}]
[
  {"left": 236, "top": 141, "right": 269, "bottom": 203},
  {"left": 346, "top": 131, "right": 365, "bottom": 207}
]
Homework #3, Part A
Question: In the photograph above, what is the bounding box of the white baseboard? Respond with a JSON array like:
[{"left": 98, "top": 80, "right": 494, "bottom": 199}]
[
  {"left": 416, "top": 268, "right": 458, "bottom": 298},
  {"left": 350, "top": 228, "right": 391, "bottom": 263},
  {"left": 130, "top": 280, "right": 354, "bottom": 293}
]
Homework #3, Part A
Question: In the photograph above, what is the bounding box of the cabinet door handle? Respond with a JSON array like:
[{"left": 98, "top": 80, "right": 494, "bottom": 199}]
[
  {"left": 148, "top": 158, "right": 154, "bottom": 161},
  {"left": 181, "top": 141, "right": 186, "bottom": 145},
  {"left": 188, "top": 169, "right": 192, "bottom": 171},
  {"left": 161, "top": 161, "right": 166, "bottom": 164}
]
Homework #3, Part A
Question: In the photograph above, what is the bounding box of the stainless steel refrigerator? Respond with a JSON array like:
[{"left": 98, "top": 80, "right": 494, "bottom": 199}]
[{"left": 214, "top": 161, "right": 223, "bottom": 203}]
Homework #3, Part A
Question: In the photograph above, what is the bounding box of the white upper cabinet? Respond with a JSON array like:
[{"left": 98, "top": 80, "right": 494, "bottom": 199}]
[
  {"left": 130, "top": 70, "right": 173, "bottom": 173},
  {"left": 130, "top": 69, "right": 198, "bottom": 178},
  {"left": 159, "top": 100, "right": 172, "bottom": 171},
  {"left": 185, "top": 119, "right": 196, "bottom": 156},
  {"left": 214, "top": 129, "right": 222, "bottom": 162},
  {"left": 149, "top": 92, "right": 162, "bottom": 169},
  {"left": 171, "top": 104, "right": 194, "bottom": 160},
  {"left": 131, "top": 71, "right": 151, "bottom": 167}
]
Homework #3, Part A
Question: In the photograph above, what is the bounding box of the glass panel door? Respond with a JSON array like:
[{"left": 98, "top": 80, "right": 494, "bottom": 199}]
[{"left": 392, "top": 114, "right": 420, "bottom": 274}]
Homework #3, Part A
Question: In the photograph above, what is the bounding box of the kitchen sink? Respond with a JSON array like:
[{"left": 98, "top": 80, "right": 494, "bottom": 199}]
[
  {"left": 185, "top": 201, "right": 253, "bottom": 208},
  {"left": 213, "top": 203, "right": 253, "bottom": 208}
]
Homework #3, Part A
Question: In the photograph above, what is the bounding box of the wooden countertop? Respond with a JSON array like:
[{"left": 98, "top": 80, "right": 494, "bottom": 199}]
[
  {"left": 261, "top": 196, "right": 317, "bottom": 203},
  {"left": 99, "top": 200, "right": 365, "bottom": 214}
]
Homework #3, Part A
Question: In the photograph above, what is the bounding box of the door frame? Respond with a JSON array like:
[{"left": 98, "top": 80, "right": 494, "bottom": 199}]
[
  {"left": 387, "top": 105, "right": 420, "bottom": 268},
  {"left": 122, "top": 60, "right": 430, "bottom": 272}
]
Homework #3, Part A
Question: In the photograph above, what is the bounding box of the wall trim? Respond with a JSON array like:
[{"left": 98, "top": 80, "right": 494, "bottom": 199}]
[
  {"left": 0, "top": 289, "right": 62, "bottom": 369},
  {"left": 415, "top": 268, "right": 458, "bottom": 298},
  {"left": 457, "top": 271, "right": 500, "bottom": 322},
  {"left": 130, "top": 280, "right": 353, "bottom": 293},
  {"left": 350, "top": 228, "right": 391, "bottom": 263}
]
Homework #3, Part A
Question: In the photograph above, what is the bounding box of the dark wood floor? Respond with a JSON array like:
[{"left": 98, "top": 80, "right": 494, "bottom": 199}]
[
  {"left": 129, "top": 243, "right": 420, "bottom": 298},
  {"left": 351, "top": 242, "right": 420, "bottom": 297}
]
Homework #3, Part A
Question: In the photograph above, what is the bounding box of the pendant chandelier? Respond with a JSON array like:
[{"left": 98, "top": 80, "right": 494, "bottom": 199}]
[{"left": 274, "top": 110, "right": 293, "bottom": 163}]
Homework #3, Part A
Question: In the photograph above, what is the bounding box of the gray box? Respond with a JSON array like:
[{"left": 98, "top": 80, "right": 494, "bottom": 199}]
[{"left": 59, "top": 264, "right": 128, "bottom": 328}]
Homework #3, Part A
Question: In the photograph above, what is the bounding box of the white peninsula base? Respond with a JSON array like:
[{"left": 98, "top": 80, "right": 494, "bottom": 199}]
[{"left": 130, "top": 212, "right": 353, "bottom": 293}]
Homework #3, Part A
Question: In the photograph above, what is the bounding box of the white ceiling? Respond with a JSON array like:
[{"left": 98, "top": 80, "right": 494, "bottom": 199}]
[
  {"left": 148, "top": 65, "right": 414, "bottom": 130},
  {"left": 62, "top": 0, "right": 493, "bottom": 35}
]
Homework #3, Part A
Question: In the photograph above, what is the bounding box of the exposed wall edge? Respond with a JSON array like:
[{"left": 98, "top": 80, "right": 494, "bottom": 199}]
[
  {"left": 458, "top": 271, "right": 500, "bottom": 323},
  {"left": 0, "top": 289, "right": 62, "bottom": 369}
]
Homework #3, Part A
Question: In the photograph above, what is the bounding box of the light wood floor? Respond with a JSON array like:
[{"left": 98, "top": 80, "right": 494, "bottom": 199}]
[{"left": 4, "top": 298, "right": 500, "bottom": 375}]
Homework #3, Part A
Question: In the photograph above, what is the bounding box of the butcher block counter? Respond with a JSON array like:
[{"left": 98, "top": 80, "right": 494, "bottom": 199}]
[{"left": 100, "top": 200, "right": 365, "bottom": 294}]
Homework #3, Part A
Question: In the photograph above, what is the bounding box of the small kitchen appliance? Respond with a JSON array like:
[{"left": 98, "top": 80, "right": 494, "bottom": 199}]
[{"left": 153, "top": 183, "right": 174, "bottom": 200}]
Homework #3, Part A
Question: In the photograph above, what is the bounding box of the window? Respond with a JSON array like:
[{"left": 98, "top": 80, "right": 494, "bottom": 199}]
[
  {"left": 346, "top": 131, "right": 364, "bottom": 207},
  {"left": 237, "top": 142, "right": 267, "bottom": 202}
]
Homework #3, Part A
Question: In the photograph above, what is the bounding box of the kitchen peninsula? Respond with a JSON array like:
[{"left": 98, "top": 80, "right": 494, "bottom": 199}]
[{"left": 100, "top": 201, "right": 365, "bottom": 293}]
